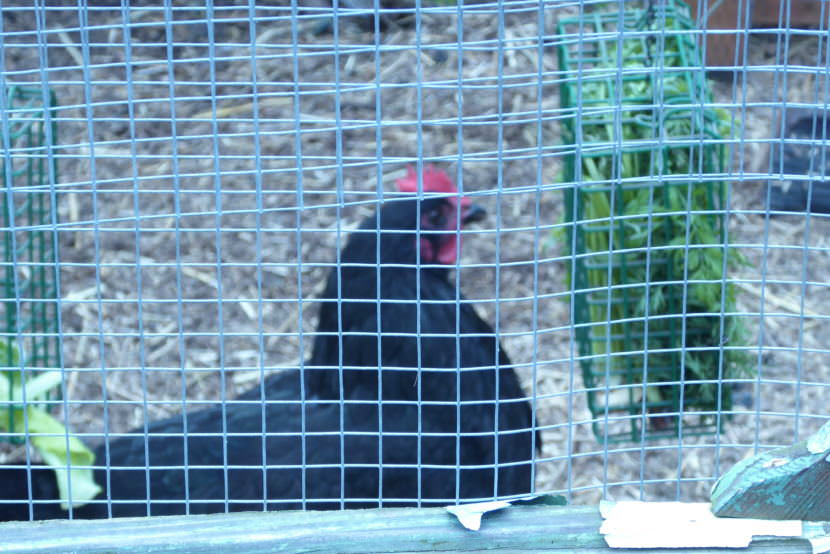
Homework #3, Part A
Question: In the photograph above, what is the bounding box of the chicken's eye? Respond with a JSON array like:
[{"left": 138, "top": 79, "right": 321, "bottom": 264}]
[{"left": 426, "top": 209, "right": 446, "bottom": 229}]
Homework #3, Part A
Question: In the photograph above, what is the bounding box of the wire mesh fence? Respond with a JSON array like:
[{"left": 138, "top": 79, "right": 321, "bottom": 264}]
[{"left": 0, "top": 0, "right": 828, "bottom": 520}]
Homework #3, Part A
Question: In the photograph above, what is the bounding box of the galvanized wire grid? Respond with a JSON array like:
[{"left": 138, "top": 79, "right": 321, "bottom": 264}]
[{"left": 0, "top": 0, "right": 828, "bottom": 516}]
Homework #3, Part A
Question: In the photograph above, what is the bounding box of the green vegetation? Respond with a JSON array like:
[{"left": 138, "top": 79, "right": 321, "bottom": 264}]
[
  {"left": 1, "top": 341, "right": 101, "bottom": 508},
  {"left": 557, "top": 2, "right": 751, "bottom": 441},
  {"left": 2, "top": 87, "right": 96, "bottom": 507}
]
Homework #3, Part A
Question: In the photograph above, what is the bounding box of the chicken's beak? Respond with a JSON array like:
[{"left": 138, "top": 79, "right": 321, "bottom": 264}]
[{"left": 462, "top": 203, "right": 487, "bottom": 225}]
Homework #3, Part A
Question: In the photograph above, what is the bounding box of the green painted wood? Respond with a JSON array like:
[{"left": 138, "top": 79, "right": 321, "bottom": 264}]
[
  {"left": 711, "top": 420, "right": 830, "bottom": 521},
  {"left": 0, "top": 505, "right": 815, "bottom": 553}
]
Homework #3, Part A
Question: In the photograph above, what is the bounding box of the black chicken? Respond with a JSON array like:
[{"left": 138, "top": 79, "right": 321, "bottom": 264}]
[{"left": 0, "top": 166, "right": 537, "bottom": 521}]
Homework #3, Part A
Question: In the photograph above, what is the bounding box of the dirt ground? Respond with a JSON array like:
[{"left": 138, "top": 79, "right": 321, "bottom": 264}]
[{"left": 1, "top": 1, "right": 828, "bottom": 506}]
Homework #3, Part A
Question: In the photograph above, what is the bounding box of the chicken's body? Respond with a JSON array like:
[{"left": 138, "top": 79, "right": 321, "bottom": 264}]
[{"left": 0, "top": 168, "right": 537, "bottom": 520}]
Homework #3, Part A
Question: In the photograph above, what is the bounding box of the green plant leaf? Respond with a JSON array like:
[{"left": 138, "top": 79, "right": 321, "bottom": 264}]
[
  {"left": 3, "top": 406, "right": 101, "bottom": 509},
  {"left": 556, "top": 3, "right": 753, "bottom": 426},
  {"left": 0, "top": 370, "right": 63, "bottom": 404},
  {"left": 1, "top": 340, "right": 100, "bottom": 509}
]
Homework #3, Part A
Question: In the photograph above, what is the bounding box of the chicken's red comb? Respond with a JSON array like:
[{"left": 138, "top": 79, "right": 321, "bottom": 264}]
[{"left": 395, "top": 165, "right": 458, "bottom": 194}]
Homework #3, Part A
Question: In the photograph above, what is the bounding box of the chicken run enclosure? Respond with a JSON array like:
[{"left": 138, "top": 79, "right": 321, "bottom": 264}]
[{"left": 1, "top": 0, "right": 830, "bottom": 549}]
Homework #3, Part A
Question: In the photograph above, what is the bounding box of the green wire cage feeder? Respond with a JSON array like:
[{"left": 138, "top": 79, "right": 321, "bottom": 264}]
[
  {"left": 1, "top": 86, "right": 61, "bottom": 441},
  {"left": 556, "top": 1, "right": 750, "bottom": 443}
]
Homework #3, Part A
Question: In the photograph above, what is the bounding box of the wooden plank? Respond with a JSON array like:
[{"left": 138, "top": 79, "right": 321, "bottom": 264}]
[
  {"left": 685, "top": 0, "right": 830, "bottom": 72},
  {"left": 686, "top": 0, "right": 745, "bottom": 71},
  {"left": 0, "top": 504, "right": 815, "bottom": 553},
  {"left": 750, "top": 0, "right": 829, "bottom": 27},
  {"left": 711, "top": 420, "right": 830, "bottom": 521}
]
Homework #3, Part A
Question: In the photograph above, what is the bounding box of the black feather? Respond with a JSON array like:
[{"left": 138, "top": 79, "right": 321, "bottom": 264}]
[{"left": 0, "top": 196, "right": 538, "bottom": 519}]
